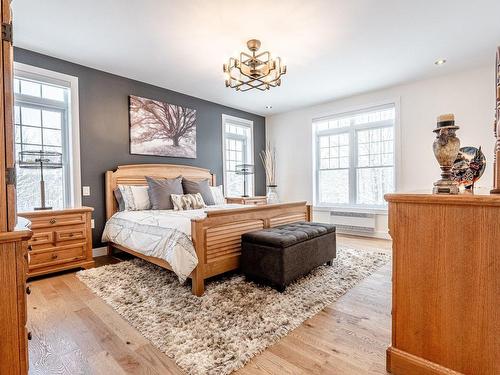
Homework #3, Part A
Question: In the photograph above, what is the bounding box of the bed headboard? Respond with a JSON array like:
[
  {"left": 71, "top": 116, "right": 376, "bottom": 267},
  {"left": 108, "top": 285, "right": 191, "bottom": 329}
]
[{"left": 105, "top": 164, "right": 216, "bottom": 219}]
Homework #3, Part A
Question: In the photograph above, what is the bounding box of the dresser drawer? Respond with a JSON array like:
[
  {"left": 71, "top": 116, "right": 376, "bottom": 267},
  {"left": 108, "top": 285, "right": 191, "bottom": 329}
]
[
  {"left": 29, "top": 212, "right": 86, "bottom": 229},
  {"left": 55, "top": 228, "right": 86, "bottom": 242},
  {"left": 29, "top": 231, "right": 54, "bottom": 246},
  {"left": 29, "top": 243, "right": 86, "bottom": 269}
]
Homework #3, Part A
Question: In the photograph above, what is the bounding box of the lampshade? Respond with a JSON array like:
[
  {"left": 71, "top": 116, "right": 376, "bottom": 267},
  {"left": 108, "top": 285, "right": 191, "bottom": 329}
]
[
  {"left": 19, "top": 150, "right": 63, "bottom": 169},
  {"left": 235, "top": 164, "right": 254, "bottom": 175}
]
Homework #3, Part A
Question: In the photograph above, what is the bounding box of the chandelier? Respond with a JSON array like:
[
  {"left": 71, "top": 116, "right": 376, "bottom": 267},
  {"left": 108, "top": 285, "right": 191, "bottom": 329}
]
[{"left": 223, "top": 39, "right": 287, "bottom": 92}]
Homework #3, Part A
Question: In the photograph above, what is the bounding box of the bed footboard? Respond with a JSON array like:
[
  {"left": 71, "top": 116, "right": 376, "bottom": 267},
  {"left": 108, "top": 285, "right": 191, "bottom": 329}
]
[{"left": 190, "top": 202, "right": 311, "bottom": 296}]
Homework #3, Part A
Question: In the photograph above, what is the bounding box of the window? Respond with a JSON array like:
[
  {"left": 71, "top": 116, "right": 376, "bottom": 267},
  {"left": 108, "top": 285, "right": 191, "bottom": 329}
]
[
  {"left": 314, "top": 104, "right": 396, "bottom": 208},
  {"left": 14, "top": 63, "right": 80, "bottom": 212},
  {"left": 222, "top": 115, "right": 254, "bottom": 196}
]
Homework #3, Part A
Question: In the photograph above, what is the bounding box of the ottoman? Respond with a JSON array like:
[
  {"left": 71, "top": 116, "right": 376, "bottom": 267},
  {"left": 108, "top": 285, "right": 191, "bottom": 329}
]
[{"left": 241, "top": 222, "right": 336, "bottom": 291}]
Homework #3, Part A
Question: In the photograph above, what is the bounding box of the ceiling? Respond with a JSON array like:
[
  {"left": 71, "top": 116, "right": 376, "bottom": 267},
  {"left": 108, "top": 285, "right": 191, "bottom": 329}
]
[{"left": 12, "top": 0, "right": 500, "bottom": 116}]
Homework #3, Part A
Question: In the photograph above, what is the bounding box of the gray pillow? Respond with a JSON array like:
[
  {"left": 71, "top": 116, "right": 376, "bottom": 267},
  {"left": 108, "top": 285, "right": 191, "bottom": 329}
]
[
  {"left": 182, "top": 178, "right": 215, "bottom": 205},
  {"left": 145, "top": 175, "right": 183, "bottom": 210},
  {"left": 114, "top": 188, "right": 125, "bottom": 211}
]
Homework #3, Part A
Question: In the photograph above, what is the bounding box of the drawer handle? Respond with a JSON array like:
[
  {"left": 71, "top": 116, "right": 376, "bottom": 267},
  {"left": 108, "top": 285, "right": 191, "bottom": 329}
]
[
  {"left": 69, "top": 233, "right": 74, "bottom": 237},
  {"left": 27, "top": 245, "right": 33, "bottom": 252},
  {"left": 27, "top": 332, "right": 32, "bottom": 341},
  {"left": 26, "top": 286, "right": 31, "bottom": 295},
  {"left": 51, "top": 254, "right": 58, "bottom": 260},
  {"left": 33, "top": 238, "right": 38, "bottom": 241},
  {"left": 49, "top": 218, "right": 57, "bottom": 224}
]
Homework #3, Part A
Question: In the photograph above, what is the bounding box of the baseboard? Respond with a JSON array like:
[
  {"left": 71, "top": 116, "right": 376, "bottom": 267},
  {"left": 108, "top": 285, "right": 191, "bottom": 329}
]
[
  {"left": 92, "top": 246, "right": 107, "bottom": 257},
  {"left": 336, "top": 230, "right": 391, "bottom": 240},
  {"left": 387, "top": 347, "right": 463, "bottom": 375}
]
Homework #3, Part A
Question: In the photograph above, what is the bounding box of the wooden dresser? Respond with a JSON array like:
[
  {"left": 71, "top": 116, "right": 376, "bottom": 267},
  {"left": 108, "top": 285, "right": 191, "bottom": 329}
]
[
  {"left": 385, "top": 192, "right": 499, "bottom": 375},
  {"left": 20, "top": 207, "right": 95, "bottom": 278},
  {"left": 226, "top": 196, "right": 267, "bottom": 205},
  {"left": 0, "top": 229, "right": 32, "bottom": 374}
]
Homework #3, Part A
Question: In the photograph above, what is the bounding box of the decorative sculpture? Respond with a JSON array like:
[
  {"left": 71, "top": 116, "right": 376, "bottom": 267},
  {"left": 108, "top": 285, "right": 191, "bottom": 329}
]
[{"left": 433, "top": 114, "right": 461, "bottom": 194}]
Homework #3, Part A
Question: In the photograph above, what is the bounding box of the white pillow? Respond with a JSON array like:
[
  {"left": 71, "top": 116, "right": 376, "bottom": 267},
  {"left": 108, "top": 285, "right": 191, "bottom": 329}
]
[
  {"left": 209, "top": 185, "right": 225, "bottom": 205},
  {"left": 118, "top": 185, "right": 151, "bottom": 211}
]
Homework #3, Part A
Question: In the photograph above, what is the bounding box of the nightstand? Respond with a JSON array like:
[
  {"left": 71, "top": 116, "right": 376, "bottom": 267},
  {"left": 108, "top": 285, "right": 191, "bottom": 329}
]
[
  {"left": 226, "top": 196, "right": 267, "bottom": 206},
  {"left": 19, "top": 206, "right": 95, "bottom": 278}
]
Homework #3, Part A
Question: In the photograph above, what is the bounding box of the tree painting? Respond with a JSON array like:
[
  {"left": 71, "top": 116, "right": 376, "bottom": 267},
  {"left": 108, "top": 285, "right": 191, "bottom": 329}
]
[{"left": 129, "top": 95, "right": 197, "bottom": 158}]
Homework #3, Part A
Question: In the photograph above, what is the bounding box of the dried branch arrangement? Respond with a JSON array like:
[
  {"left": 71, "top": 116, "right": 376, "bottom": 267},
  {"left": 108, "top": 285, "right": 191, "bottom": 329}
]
[{"left": 260, "top": 142, "right": 277, "bottom": 186}]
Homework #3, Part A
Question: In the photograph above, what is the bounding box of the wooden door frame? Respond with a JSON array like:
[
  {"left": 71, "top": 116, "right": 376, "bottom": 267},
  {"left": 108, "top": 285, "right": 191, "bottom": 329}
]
[{"left": 0, "top": 0, "right": 15, "bottom": 231}]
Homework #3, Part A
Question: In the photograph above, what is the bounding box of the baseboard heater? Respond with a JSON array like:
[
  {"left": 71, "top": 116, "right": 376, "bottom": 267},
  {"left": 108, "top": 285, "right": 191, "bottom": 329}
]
[{"left": 329, "top": 210, "right": 376, "bottom": 234}]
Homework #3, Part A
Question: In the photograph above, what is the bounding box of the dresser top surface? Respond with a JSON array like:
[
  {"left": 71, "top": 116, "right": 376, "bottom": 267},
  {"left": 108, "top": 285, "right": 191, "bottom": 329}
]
[
  {"left": 18, "top": 206, "right": 94, "bottom": 217},
  {"left": 385, "top": 188, "right": 500, "bottom": 205}
]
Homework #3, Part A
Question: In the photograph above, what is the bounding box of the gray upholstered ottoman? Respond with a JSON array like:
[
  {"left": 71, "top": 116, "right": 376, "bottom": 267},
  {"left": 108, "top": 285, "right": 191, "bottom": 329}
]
[{"left": 241, "top": 222, "right": 336, "bottom": 292}]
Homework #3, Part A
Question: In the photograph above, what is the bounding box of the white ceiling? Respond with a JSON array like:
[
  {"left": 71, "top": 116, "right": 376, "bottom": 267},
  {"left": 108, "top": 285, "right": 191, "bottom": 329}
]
[{"left": 12, "top": 0, "right": 500, "bottom": 116}]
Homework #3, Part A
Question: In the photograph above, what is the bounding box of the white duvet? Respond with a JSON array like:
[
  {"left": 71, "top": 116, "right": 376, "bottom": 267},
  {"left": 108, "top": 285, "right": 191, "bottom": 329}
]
[{"left": 102, "top": 204, "right": 244, "bottom": 282}]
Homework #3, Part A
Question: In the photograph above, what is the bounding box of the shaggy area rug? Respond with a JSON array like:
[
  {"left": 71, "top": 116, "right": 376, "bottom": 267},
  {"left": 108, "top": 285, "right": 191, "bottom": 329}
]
[{"left": 77, "top": 247, "right": 390, "bottom": 375}]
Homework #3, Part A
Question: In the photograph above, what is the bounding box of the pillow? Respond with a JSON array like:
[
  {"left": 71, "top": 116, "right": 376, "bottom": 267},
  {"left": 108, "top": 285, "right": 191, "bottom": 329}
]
[
  {"left": 209, "top": 185, "right": 225, "bottom": 205},
  {"left": 145, "top": 175, "right": 183, "bottom": 210},
  {"left": 171, "top": 193, "right": 206, "bottom": 211},
  {"left": 182, "top": 178, "right": 215, "bottom": 205},
  {"left": 113, "top": 188, "right": 125, "bottom": 211},
  {"left": 118, "top": 185, "right": 151, "bottom": 211}
]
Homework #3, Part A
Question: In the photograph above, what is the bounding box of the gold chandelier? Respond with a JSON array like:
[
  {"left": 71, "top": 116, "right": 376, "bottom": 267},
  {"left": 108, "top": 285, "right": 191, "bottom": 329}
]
[{"left": 223, "top": 39, "right": 287, "bottom": 92}]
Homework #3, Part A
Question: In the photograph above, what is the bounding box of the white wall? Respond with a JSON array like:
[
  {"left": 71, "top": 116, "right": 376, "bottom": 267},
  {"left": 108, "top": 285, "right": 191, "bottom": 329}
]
[{"left": 267, "top": 65, "right": 495, "bottom": 237}]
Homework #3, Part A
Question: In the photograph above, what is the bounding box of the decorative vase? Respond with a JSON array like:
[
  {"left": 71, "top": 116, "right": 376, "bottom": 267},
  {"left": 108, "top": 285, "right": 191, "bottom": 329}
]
[
  {"left": 266, "top": 185, "right": 279, "bottom": 204},
  {"left": 432, "top": 114, "right": 461, "bottom": 194}
]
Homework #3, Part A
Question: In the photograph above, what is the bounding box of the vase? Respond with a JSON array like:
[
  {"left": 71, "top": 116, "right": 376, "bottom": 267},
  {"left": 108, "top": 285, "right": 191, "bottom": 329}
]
[
  {"left": 266, "top": 185, "right": 279, "bottom": 204},
  {"left": 432, "top": 114, "right": 460, "bottom": 194}
]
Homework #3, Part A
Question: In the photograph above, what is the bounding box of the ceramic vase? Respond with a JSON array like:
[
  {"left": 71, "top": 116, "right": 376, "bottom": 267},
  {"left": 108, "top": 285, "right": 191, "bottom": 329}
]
[{"left": 432, "top": 114, "right": 460, "bottom": 194}]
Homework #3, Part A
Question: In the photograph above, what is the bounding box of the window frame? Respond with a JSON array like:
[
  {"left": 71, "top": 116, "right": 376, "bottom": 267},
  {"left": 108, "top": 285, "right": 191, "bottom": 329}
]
[
  {"left": 14, "top": 62, "right": 81, "bottom": 209},
  {"left": 313, "top": 101, "right": 400, "bottom": 211},
  {"left": 221, "top": 114, "right": 254, "bottom": 197}
]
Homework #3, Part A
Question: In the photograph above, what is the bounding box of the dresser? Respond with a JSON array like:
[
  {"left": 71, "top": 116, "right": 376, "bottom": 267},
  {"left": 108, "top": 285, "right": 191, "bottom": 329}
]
[
  {"left": 385, "top": 192, "right": 499, "bottom": 375},
  {"left": 20, "top": 207, "right": 95, "bottom": 278},
  {"left": 226, "top": 196, "right": 267, "bottom": 206},
  {"left": 0, "top": 229, "right": 32, "bottom": 374}
]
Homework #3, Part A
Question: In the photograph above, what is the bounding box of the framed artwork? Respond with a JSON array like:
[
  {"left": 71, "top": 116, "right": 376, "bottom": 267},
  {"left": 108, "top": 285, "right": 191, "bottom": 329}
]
[{"left": 129, "top": 95, "right": 196, "bottom": 158}]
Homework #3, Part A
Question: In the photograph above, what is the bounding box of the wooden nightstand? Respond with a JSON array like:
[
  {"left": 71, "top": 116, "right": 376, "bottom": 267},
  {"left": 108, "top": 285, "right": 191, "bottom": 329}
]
[
  {"left": 226, "top": 196, "right": 267, "bottom": 206},
  {"left": 19, "top": 207, "right": 95, "bottom": 278}
]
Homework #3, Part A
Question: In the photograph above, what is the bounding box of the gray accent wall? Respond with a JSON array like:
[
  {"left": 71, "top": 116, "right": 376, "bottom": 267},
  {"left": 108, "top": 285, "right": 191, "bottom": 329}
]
[{"left": 14, "top": 48, "right": 266, "bottom": 246}]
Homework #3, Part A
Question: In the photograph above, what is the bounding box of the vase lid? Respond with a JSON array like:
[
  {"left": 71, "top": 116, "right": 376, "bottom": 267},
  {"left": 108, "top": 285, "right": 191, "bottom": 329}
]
[{"left": 434, "top": 113, "right": 459, "bottom": 132}]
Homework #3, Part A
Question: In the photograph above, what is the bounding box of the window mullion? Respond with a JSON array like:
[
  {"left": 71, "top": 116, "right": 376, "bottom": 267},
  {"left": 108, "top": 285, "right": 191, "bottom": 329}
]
[{"left": 349, "top": 126, "right": 357, "bottom": 205}]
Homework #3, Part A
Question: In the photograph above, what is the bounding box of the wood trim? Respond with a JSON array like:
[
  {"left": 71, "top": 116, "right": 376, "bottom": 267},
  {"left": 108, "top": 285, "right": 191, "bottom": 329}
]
[
  {"left": 0, "top": 0, "right": 13, "bottom": 232},
  {"left": 3, "top": 1, "right": 14, "bottom": 231},
  {"left": 105, "top": 164, "right": 216, "bottom": 220},
  {"left": 387, "top": 347, "right": 463, "bottom": 375}
]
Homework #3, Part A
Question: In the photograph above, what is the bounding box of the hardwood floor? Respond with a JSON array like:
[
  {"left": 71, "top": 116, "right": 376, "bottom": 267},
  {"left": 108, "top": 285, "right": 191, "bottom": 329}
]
[{"left": 26, "top": 235, "right": 392, "bottom": 375}]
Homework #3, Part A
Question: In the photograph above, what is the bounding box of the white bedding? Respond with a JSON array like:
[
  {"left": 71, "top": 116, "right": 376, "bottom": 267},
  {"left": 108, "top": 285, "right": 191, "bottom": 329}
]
[{"left": 102, "top": 204, "right": 245, "bottom": 283}]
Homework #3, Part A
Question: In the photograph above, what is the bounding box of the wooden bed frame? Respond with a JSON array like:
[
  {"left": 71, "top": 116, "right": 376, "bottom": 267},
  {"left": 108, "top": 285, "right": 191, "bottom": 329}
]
[{"left": 105, "top": 164, "right": 311, "bottom": 296}]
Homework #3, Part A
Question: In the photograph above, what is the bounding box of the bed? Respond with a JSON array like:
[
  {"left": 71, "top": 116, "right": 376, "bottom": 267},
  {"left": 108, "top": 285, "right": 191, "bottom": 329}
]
[{"left": 104, "top": 164, "right": 311, "bottom": 296}]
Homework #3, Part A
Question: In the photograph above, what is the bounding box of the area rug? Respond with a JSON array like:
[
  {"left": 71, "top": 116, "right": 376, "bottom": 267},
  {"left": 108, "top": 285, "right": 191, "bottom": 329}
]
[{"left": 77, "top": 247, "right": 390, "bottom": 375}]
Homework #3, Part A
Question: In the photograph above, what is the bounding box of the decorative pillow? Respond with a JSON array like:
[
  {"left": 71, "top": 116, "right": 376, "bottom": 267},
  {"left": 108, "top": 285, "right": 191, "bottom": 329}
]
[
  {"left": 209, "top": 185, "right": 225, "bottom": 205},
  {"left": 118, "top": 185, "right": 151, "bottom": 211},
  {"left": 113, "top": 188, "right": 125, "bottom": 211},
  {"left": 170, "top": 193, "right": 206, "bottom": 211},
  {"left": 182, "top": 178, "right": 215, "bottom": 205},
  {"left": 145, "top": 175, "right": 183, "bottom": 210}
]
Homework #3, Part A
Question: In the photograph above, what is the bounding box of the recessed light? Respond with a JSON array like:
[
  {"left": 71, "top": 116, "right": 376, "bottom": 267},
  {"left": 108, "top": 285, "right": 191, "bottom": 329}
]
[
  {"left": 434, "top": 58, "right": 447, "bottom": 66},
  {"left": 265, "top": 105, "right": 273, "bottom": 109}
]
